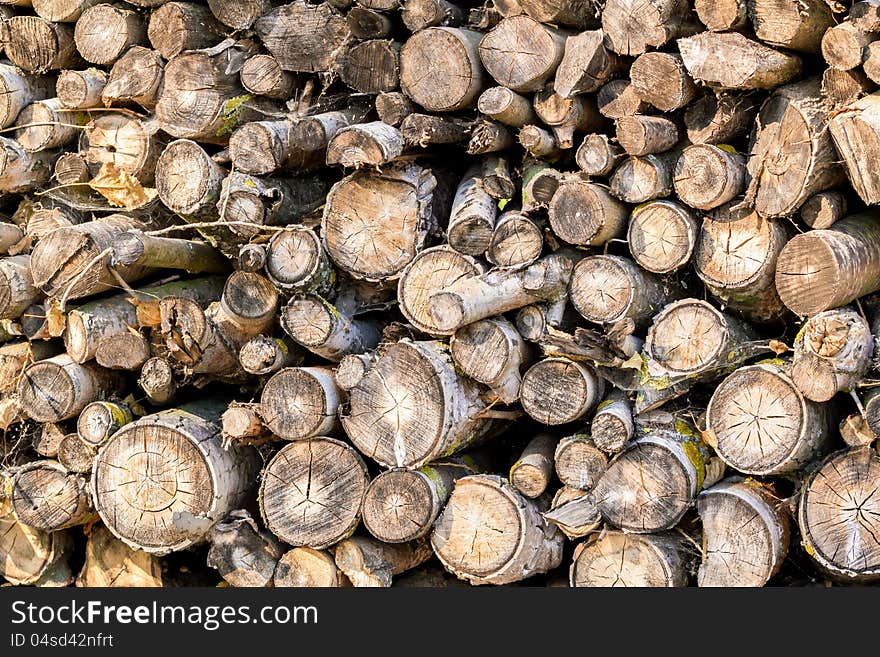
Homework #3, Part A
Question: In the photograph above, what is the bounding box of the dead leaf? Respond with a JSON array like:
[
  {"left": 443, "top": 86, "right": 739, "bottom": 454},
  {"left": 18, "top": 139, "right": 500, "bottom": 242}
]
[
  {"left": 768, "top": 339, "right": 789, "bottom": 355},
  {"left": 88, "top": 162, "right": 158, "bottom": 210},
  {"left": 130, "top": 297, "right": 161, "bottom": 329},
  {"left": 46, "top": 299, "right": 66, "bottom": 337},
  {"left": 701, "top": 427, "right": 718, "bottom": 450}
]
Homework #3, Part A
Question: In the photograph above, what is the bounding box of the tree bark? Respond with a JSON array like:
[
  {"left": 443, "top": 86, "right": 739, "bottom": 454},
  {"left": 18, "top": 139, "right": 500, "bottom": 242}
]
[{"left": 207, "top": 509, "right": 285, "bottom": 587}]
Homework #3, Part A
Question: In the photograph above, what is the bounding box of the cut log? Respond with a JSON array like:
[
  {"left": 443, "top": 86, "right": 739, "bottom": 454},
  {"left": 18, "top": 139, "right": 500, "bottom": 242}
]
[
  {"left": 518, "top": 0, "right": 600, "bottom": 26},
  {"left": 0, "top": 498, "right": 73, "bottom": 586},
  {"left": 77, "top": 400, "right": 133, "bottom": 447},
  {"left": 518, "top": 124, "right": 563, "bottom": 159},
  {"left": 11, "top": 460, "right": 93, "bottom": 530},
  {"left": 397, "top": 245, "right": 484, "bottom": 335},
  {"left": 644, "top": 298, "right": 759, "bottom": 380},
  {"left": 749, "top": 0, "right": 834, "bottom": 54},
  {"left": 0, "top": 340, "right": 57, "bottom": 392},
  {"left": 591, "top": 428, "right": 708, "bottom": 532},
  {"left": 259, "top": 437, "right": 369, "bottom": 549},
  {"left": 569, "top": 255, "right": 668, "bottom": 327},
  {"left": 543, "top": 487, "right": 601, "bottom": 539},
  {"left": 554, "top": 29, "right": 623, "bottom": 98},
  {"left": 281, "top": 293, "right": 381, "bottom": 362},
  {"left": 0, "top": 137, "right": 55, "bottom": 193},
  {"left": 694, "top": 0, "right": 747, "bottom": 31},
  {"left": 575, "top": 133, "right": 623, "bottom": 177},
  {"left": 340, "top": 40, "right": 400, "bottom": 94},
  {"left": 775, "top": 213, "right": 880, "bottom": 316},
  {"left": 239, "top": 335, "right": 302, "bottom": 376},
  {"left": 597, "top": 79, "right": 648, "bottom": 119},
  {"left": 486, "top": 210, "right": 543, "bottom": 269},
  {"left": 609, "top": 153, "right": 675, "bottom": 204},
  {"left": 478, "top": 16, "right": 567, "bottom": 93},
  {"left": 74, "top": 4, "right": 145, "bottom": 66},
  {"left": 684, "top": 91, "right": 759, "bottom": 145},
  {"left": 823, "top": 65, "right": 874, "bottom": 108},
  {"left": 570, "top": 531, "right": 690, "bottom": 587},
  {"left": 0, "top": 255, "right": 40, "bottom": 320},
  {"left": 239, "top": 55, "right": 296, "bottom": 100},
  {"left": 30, "top": 215, "right": 149, "bottom": 300},
  {"left": 375, "top": 91, "right": 416, "bottom": 126},
  {"left": 325, "top": 121, "right": 405, "bottom": 168},
  {"left": 548, "top": 177, "right": 627, "bottom": 246},
  {"left": 102, "top": 46, "right": 164, "bottom": 109},
  {"left": 791, "top": 308, "right": 873, "bottom": 402},
  {"left": 148, "top": 2, "right": 224, "bottom": 60},
  {"left": 401, "top": 0, "right": 464, "bottom": 31},
  {"left": 17, "top": 354, "right": 121, "bottom": 422},
  {"left": 799, "top": 190, "right": 847, "bottom": 230},
  {"left": 827, "top": 93, "right": 880, "bottom": 205},
  {"left": 591, "top": 390, "right": 633, "bottom": 454},
  {"left": 15, "top": 97, "right": 85, "bottom": 153},
  {"left": 428, "top": 250, "right": 575, "bottom": 332},
  {"left": 80, "top": 114, "right": 162, "bottom": 184},
  {"left": 32, "top": 0, "right": 103, "bottom": 22},
  {"left": 363, "top": 460, "right": 475, "bottom": 543},
  {"left": 431, "top": 474, "right": 564, "bottom": 585},
  {"left": 342, "top": 339, "right": 497, "bottom": 468},
  {"left": 627, "top": 200, "right": 698, "bottom": 274},
  {"left": 602, "top": 0, "right": 698, "bottom": 56},
  {"left": 254, "top": 2, "right": 351, "bottom": 74},
  {"left": 92, "top": 401, "right": 259, "bottom": 554},
  {"left": 138, "top": 357, "right": 177, "bottom": 405},
  {"left": 0, "top": 64, "right": 54, "bottom": 129},
  {"left": 400, "top": 27, "right": 484, "bottom": 111},
  {"left": 554, "top": 433, "right": 608, "bottom": 490},
  {"left": 228, "top": 118, "right": 314, "bottom": 177},
  {"left": 274, "top": 547, "right": 349, "bottom": 587},
  {"left": 450, "top": 316, "right": 531, "bottom": 403},
  {"left": 110, "top": 231, "right": 228, "bottom": 274},
  {"left": 707, "top": 362, "right": 832, "bottom": 475},
  {"left": 1, "top": 16, "right": 81, "bottom": 73},
  {"left": 447, "top": 165, "right": 497, "bottom": 255},
  {"left": 334, "top": 536, "right": 432, "bottom": 587},
  {"left": 467, "top": 119, "right": 514, "bottom": 155},
  {"left": 822, "top": 22, "right": 873, "bottom": 71},
  {"left": 347, "top": 6, "right": 393, "bottom": 39},
  {"left": 520, "top": 357, "right": 604, "bottom": 425},
  {"left": 677, "top": 32, "right": 802, "bottom": 90},
  {"left": 477, "top": 86, "right": 537, "bottom": 127},
  {"left": 265, "top": 226, "right": 334, "bottom": 296},
  {"left": 322, "top": 162, "right": 442, "bottom": 282},
  {"left": 260, "top": 366, "right": 341, "bottom": 440},
  {"left": 630, "top": 52, "right": 696, "bottom": 112},
  {"left": 798, "top": 447, "right": 880, "bottom": 581},
  {"left": 673, "top": 144, "right": 746, "bottom": 211},
  {"left": 56, "top": 68, "right": 107, "bottom": 109},
  {"left": 509, "top": 433, "right": 557, "bottom": 499},
  {"left": 76, "top": 524, "right": 163, "bottom": 587},
  {"left": 747, "top": 79, "right": 844, "bottom": 218},
  {"left": 615, "top": 115, "right": 678, "bottom": 157},
  {"left": 481, "top": 156, "right": 516, "bottom": 200},
  {"left": 533, "top": 90, "right": 602, "bottom": 149},
  {"left": 34, "top": 423, "right": 68, "bottom": 459},
  {"left": 57, "top": 432, "right": 96, "bottom": 473},
  {"left": 207, "top": 0, "right": 272, "bottom": 30},
  {"left": 852, "top": 0, "right": 880, "bottom": 32},
  {"left": 221, "top": 402, "right": 268, "bottom": 444},
  {"left": 207, "top": 509, "right": 284, "bottom": 587},
  {"left": 694, "top": 207, "right": 788, "bottom": 323},
  {"left": 400, "top": 113, "right": 471, "bottom": 147},
  {"left": 697, "top": 478, "right": 789, "bottom": 587}
]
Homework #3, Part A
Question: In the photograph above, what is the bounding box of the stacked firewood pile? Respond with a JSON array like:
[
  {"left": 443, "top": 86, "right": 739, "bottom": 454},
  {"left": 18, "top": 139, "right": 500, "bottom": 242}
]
[{"left": 1, "top": 0, "right": 880, "bottom": 589}]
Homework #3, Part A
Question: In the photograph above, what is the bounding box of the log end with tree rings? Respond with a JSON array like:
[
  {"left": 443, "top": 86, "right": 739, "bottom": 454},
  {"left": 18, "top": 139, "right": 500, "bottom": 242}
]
[
  {"left": 17, "top": 355, "right": 119, "bottom": 422},
  {"left": 548, "top": 178, "right": 627, "bottom": 247},
  {"left": 265, "top": 226, "right": 332, "bottom": 295},
  {"left": 554, "top": 434, "right": 608, "bottom": 490},
  {"left": 322, "top": 163, "right": 437, "bottom": 282},
  {"left": 397, "top": 246, "right": 483, "bottom": 336},
  {"left": 92, "top": 405, "right": 259, "bottom": 554},
  {"left": 627, "top": 200, "right": 698, "bottom": 274},
  {"left": 102, "top": 46, "right": 164, "bottom": 109},
  {"left": 697, "top": 478, "right": 789, "bottom": 587},
  {"left": 791, "top": 308, "right": 873, "bottom": 402},
  {"left": 0, "top": 498, "right": 72, "bottom": 586},
  {"left": 342, "top": 340, "right": 491, "bottom": 468},
  {"left": 571, "top": 531, "right": 691, "bottom": 587},
  {"left": 630, "top": 52, "right": 696, "bottom": 112},
  {"left": 672, "top": 143, "right": 746, "bottom": 210},
  {"left": 591, "top": 432, "right": 706, "bottom": 533},
  {"left": 240, "top": 54, "right": 296, "bottom": 99},
  {"left": 400, "top": 27, "right": 484, "bottom": 112},
  {"left": 431, "top": 474, "right": 564, "bottom": 585},
  {"left": 80, "top": 113, "right": 159, "bottom": 184},
  {"left": 799, "top": 447, "right": 880, "bottom": 581},
  {"left": 57, "top": 433, "right": 97, "bottom": 474},
  {"left": 138, "top": 357, "right": 177, "bottom": 406},
  {"left": 362, "top": 469, "right": 442, "bottom": 543},
  {"left": 259, "top": 437, "right": 369, "bottom": 549},
  {"left": 486, "top": 211, "right": 543, "bottom": 269},
  {"left": 520, "top": 357, "right": 604, "bottom": 425},
  {"left": 274, "top": 547, "right": 348, "bottom": 587},
  {"left": 569, "top": 255, "right": 665, "bottom": 326},
  {"left": 77, "top": 400, "right": 133, "bottom": 447},
  {"left": 609, "top": 154, "right": 674, "bottom": 204},
  {"left": 644, "top": 298, "right": 734, "bottom": 376},
  {"left": 707, "top": 363, "right": 831, "bottom": 476},
  {"left": 260, "top": 367, "right": 341, "bottom": 441},
  {"left": 477, "top": 16, "right": 565, "bottom": 94},
  {"left": 450, "top": 317, "right": 528, "bottom": 403},
  {"left": 11, "top": 460, "right": 94, "bottom": 531},
  {"left": 220, "top": 271, "right": 277, "bottom": 333}
]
